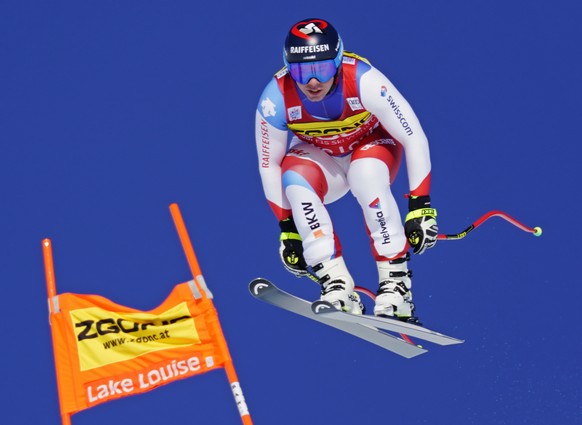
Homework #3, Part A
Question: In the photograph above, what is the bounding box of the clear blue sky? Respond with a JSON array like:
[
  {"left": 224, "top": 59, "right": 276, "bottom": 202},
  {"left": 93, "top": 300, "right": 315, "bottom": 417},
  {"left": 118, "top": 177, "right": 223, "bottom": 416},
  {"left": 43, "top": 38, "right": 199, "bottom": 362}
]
[{"left": 1, "top": 1, "right": 580, "bottom": 424}]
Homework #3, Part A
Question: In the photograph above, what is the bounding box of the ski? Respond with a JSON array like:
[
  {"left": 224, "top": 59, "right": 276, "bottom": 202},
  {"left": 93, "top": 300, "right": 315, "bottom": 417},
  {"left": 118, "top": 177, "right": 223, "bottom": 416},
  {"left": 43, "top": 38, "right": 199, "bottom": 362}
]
[
  {"left": 249, "top": 278, "right": 427, "bottom": 358},
  {"left": 311, "top": 300, "right": 464, "bottom": 346}
]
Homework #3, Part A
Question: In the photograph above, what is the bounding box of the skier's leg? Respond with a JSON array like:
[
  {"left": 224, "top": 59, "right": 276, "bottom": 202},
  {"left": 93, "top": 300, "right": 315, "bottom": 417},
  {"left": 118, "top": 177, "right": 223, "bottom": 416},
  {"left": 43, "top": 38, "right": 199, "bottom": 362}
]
[
  {"left": 348, "top": 136, "right": 417, "bottom": 320},
  {"left": 281, "top": 143, "right": 362, "bottom": 313},
  {"left": 281, "top": 143, "right": 347, "bottom": 263},
  {"left": 348, "top": 137, "right": 407, "bottom": 260}
]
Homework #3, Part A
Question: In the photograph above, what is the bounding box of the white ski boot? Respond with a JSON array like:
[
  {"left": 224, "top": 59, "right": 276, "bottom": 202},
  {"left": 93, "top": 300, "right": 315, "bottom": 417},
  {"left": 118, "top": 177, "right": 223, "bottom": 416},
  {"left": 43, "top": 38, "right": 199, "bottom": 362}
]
[
  {"left": 311, "top": 257, "right": 363, "bottom": 314},
  {"left": 374, "top": 253, "right": 419, "bottom": 323}
]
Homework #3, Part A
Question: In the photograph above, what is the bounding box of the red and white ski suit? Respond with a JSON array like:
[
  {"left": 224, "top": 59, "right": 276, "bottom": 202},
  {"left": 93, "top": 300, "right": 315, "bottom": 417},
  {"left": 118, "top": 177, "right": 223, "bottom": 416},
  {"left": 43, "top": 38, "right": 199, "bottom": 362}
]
[{"left": 255, "top": 52, "right": 432, "bottom": 265}]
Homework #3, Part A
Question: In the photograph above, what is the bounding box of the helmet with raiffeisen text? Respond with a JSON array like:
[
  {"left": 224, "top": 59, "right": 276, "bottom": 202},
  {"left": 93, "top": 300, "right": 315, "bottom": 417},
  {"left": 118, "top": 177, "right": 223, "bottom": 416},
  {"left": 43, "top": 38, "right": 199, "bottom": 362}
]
[{"left": 283, "top": 18, "right": 344, "bottom": 84}]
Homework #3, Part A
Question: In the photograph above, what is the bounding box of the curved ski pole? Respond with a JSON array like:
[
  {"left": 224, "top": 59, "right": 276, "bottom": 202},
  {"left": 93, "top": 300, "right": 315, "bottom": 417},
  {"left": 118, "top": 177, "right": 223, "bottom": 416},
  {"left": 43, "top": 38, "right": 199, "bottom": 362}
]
[{"left": 437, "top": 210, "right": 543, "bottom": 240}]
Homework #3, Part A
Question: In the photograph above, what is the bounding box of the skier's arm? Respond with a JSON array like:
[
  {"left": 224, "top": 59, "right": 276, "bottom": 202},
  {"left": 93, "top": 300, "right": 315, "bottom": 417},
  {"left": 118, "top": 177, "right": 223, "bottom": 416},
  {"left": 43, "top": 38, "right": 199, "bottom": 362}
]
[
  {"left": 359, "top": 65, "right": 431, "bottom": 196},
  {"left": 255, "top": 79, "right": 291, "bottom": 220},
  {"left": 359, "top": 64, "right": 438, "bottom": 254},
  {"left": 256, "top": 80, "right": 311, "bottom": 274}
]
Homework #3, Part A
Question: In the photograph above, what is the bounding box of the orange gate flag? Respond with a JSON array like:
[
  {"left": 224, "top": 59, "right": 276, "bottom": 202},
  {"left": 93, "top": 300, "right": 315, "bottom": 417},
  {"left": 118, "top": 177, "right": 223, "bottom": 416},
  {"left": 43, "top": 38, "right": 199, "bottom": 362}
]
[
  {"left": 48, "top": 280, "right": 226, "bottom": 414},
  {"left": 44, "top": 203, "right": 253, "bottom": 425}
]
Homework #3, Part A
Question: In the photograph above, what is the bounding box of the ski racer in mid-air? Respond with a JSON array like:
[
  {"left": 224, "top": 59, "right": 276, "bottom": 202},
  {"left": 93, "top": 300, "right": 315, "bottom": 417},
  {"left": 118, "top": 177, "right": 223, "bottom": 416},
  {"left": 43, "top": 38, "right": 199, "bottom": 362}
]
[{"left": 254, "top": 18, "right": 438, "bottom": 322}]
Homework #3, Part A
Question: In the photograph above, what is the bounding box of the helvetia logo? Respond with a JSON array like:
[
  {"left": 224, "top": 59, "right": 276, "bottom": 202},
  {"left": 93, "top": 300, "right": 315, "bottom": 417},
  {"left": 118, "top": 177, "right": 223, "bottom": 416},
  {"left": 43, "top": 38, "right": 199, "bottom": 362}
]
[
  {"left": 369, "top": 197, "right": 381, "bottom": 209},
  {"left": 369, "top": 199, "right": 390, "bottom": 244}
]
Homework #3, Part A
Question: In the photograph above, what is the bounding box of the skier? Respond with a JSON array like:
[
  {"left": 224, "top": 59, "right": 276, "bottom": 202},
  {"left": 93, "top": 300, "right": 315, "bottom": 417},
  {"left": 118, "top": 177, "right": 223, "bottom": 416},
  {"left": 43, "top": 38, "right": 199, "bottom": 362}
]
[{"left": 255, "top": 18, "right": 438, "bottom": 321}]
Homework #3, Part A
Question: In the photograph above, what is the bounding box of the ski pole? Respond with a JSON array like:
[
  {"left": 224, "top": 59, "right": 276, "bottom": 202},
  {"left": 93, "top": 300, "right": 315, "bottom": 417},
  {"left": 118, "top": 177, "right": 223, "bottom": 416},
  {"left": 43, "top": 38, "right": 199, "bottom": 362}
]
[{"left": 437, "top": 210, "right": 542, "bottom": 240}]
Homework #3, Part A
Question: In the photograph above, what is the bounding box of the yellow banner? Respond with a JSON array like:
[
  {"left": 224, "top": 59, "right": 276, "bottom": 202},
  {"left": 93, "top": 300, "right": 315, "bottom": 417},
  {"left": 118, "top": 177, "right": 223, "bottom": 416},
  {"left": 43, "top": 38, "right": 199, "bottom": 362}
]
[{"left": 71, "top": 302, "right": 201, "bottom": 371}]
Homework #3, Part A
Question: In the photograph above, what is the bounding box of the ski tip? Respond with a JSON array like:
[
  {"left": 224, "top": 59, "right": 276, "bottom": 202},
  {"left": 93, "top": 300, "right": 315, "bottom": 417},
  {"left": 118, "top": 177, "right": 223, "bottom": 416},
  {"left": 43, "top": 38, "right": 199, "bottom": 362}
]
[
  {"left": 311, "top": 300, "right": 336, "bottom": 314},
  {"left": 248, "top": 278, "right": 274, "bottom": 296}
]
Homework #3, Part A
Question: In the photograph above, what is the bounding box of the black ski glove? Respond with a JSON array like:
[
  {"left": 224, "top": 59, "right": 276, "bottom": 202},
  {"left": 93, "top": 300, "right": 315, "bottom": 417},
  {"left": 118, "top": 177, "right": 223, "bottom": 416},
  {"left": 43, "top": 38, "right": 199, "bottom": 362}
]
[
  {"left": 404, "top": 195, "right": 438, "bottom": 255},
  {"left": 279, "top": 217, "right": 308, "bottom": 277}
]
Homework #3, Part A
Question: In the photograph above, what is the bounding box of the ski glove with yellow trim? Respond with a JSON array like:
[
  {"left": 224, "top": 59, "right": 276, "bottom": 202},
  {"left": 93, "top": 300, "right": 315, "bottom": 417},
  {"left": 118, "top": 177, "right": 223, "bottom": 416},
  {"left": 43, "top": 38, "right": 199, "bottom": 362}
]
[
  {"left": 404, "top": 195, "right": 438, "bottom": 255},
  {"left": 279, "top": 217, "right": 308, "bottom": 277}
]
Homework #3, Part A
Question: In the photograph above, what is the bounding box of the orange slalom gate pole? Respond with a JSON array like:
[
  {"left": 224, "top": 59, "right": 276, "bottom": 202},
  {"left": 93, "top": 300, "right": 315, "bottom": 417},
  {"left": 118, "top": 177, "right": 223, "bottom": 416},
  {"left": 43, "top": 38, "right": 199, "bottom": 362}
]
[
  {"left": 43, "top": 239, "right": 72, "bottom": 425},
  {"left": 169, "top": 203, "right": 253, "bottom": 425}
]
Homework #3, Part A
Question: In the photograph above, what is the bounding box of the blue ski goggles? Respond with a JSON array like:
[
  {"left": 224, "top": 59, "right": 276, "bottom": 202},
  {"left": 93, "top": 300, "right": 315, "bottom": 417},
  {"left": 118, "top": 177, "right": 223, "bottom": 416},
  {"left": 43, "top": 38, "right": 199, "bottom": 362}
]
[{"left": 287, "top": 59, "right": 339, "bottom": 84}]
